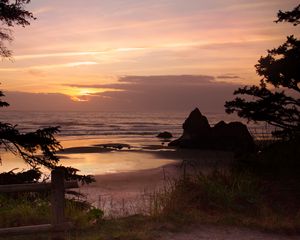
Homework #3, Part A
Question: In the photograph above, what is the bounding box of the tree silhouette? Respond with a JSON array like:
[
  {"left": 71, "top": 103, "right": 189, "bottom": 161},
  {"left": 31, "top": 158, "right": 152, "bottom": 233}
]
[
  {"left": 225, "top": 5, "right": 300, "bottom": 139},
  {"left": 276, "top": 4, "right": 300, "bottom": 26},
  {"left": 0, "top": 2, "right": 94, "bottom": 184},
  {"left": 0, "top": 0, "right": 35, "bottom": 57}
]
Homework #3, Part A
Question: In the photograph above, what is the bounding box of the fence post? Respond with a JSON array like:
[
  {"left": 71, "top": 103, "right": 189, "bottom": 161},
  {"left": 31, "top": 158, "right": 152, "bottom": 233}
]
[{"left": 51, "top": 168, "right": 65, "bottom": 229}]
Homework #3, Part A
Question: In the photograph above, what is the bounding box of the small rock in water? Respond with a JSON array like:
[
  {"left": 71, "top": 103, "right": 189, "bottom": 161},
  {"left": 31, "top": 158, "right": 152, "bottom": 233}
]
[
  {"left": 95, "top": 143, "right": 131, "bottom": 150},
  {"left": 157, "top": 131, "right": 173, "bottom": 139}
]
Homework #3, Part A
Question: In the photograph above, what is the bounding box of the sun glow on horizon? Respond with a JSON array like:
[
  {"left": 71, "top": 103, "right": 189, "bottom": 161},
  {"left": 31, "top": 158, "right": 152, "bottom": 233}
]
[
  {"left": 66, "top": 87, "right": 122, "bottom": 102},
  {"left": 68, "top": 88, "right": 99, "bottom": 102},
  {"left": 70, "top": 96, "right": 89, "bottom": 102},
  {"left": 1, "top": 0, "right": 298, "bottom": 110}
]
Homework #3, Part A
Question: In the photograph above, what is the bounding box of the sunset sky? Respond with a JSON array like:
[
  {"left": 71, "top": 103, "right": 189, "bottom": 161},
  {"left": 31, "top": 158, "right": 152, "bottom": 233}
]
[{"left": 1, "top": 0, "right": 298, "bottom": 112}]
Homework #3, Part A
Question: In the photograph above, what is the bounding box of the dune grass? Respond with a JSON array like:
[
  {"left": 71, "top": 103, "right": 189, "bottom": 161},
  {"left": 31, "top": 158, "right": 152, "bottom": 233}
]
[
  {"left": 147, "top": 137, "right": 300, "bottom": 233},
  {"left": 150, "top": 169, "right": 300, "bottom": 232},
  {"left": 0, "top": 192, "right": 103, "bottom": 229}
]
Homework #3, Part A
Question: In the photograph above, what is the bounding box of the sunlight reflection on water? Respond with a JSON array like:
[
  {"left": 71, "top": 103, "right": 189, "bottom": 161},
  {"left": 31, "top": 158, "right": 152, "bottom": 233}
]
[
  {"left": 0, "top": 139, "right": 177, "bottom": 175},
  {"left": 59, "top": 151, "right": 177, "bottom": 175}
]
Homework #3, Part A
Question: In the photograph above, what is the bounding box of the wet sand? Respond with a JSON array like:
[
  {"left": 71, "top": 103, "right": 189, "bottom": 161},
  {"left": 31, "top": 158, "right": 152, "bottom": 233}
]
[
  {"left": 64, "top": 143, "right": 235, "bottom": 215},
  {"left": 77, "top": 162, "right": 181, "bottom": 215},
  {"left": 1, "top": 136, "right": 235, "bottom": 215}
]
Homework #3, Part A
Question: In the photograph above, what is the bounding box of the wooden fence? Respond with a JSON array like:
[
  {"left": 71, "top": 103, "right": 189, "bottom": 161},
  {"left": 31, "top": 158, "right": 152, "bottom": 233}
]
[{"left": 0, "top": 169, "right": 79, "bottom": 236}]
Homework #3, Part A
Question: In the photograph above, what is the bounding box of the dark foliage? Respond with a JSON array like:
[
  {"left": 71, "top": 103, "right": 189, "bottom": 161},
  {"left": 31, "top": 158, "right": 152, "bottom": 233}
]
[
  {"left": 0, "top": 0, "right": 35, "bottom": 26},
  {"left": 1, "top": 92, "right": 94, "bottom": 184},
  {"left": 0, "top": 123, "right": 62, "bottom": 169},
  {"left": 276, "top": 4, "right": 300, "bottom": 26},
  {"left": 225, "top": 5, "right": 300, "bottom": 139},
  {"left": 0, "top": 1, "right": 94, "bottom": 184},
  {"left": 0, "top": 0, "right": 35, "bottom": 57},
  {"left": 0, "top": 95, "right": 94, "bottom": 184},
  {"left": 0, "top": 90, "right": 9, "bottom": 107},
  {"left": 0, "top": 169, "right": 41, "bottom": 184}
]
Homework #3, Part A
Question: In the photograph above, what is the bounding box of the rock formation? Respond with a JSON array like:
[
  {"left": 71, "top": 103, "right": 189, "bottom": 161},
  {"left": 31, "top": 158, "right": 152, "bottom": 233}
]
[
  {"left": 157, "top": 131, "right": 173, "bottom": 139},
  {"left": 169, "top": 108, "right": 255, "bottom": 152}
]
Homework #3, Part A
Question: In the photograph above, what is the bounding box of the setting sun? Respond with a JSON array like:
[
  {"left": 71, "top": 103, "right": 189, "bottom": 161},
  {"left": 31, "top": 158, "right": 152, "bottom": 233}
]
[
  {"left": 67, "top": 87, "right": 122, "bottom": 102},
  {"left": 68, "top": 88, "right": 98, "bottom": 102},
  {"left": 70, "top": 96, "right": 89, "bottom": 102}
]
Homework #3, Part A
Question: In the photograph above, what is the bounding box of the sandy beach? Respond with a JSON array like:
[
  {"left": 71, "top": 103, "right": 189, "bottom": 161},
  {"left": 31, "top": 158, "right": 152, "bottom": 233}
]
[
  {"left": 1, "top": 136, "right": 235, "bottom": 215},
  {"left": 57, "top": 138, "right": 235, "bottom": 215},
  {"left": 77, "top": 163, "right": 180, "bottom": 216}
]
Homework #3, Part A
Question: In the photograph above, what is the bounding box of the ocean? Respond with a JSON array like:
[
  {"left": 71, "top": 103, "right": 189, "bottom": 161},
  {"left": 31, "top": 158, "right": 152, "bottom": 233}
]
[
  {"left": 0, "top": 110, "right": 272, "bottom": 175},
  {"left": 0, "top": 110, "right": 264, "bottom": 140}
]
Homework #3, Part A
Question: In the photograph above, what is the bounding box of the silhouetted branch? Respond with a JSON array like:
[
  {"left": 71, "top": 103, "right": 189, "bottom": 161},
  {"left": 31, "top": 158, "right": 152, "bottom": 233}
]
[{"left": 276, "top": 4, "right": 300, "bottom": 26}]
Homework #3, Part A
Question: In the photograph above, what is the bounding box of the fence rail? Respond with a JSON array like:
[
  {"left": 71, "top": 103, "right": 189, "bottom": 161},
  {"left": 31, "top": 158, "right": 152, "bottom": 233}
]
[
  {"left": 0, "top": 169, "right": 79, "bottom": 236},
  {"left": 0, "top": 181, "right": 78, "bottom": 193}
]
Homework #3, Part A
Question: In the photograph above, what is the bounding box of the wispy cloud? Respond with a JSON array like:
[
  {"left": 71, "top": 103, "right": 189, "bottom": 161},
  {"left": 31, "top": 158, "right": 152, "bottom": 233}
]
[
  {"left": 3, "top": 0, "right": 298, "bottom": 96},
  {"left": 32, "top": 6, "right": 53, "bottom": 15},
  {"left": 217, "top": 75, "right": 241, "bottom": 79},
  {"left": 0, "top": 61, "right": 98, "bottom": 72},
  {"left": 14, "top": 48, "right": 148, "bottom": 60},
  {"left": 14, "top": 51, "right": 107, "bottom": 60},
  {"left": 12, "top": 36, "right": 279, "bottom": 63}
]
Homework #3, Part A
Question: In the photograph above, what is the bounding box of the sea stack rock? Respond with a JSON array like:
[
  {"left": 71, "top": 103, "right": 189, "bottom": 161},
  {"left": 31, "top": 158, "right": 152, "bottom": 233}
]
[
  {"left": 183, "top": 108, "right": 210, "bottom": 137},
  {"left": 211, "top": 121, "right": 255, "bottom": 152},
  {"left": 169, "top": 108, "right": 211, "bottom": 148},
  {"left": 169, "top": 108, "right": 255, "bottom": 152}
]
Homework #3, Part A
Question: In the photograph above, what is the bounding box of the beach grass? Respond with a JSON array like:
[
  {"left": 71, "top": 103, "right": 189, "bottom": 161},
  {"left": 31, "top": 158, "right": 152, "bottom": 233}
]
[
  {"left": 145, "top": 137, "right": 300, "bottom": 233},
  {"left": 1, "top": 168, "right": 299, "bottom": 240},
  {"left": 0, "top": 192, "right": 103, "bottom": 229},
  {"left": 150, "top": 169, "right": 300, "bottom": 232}
]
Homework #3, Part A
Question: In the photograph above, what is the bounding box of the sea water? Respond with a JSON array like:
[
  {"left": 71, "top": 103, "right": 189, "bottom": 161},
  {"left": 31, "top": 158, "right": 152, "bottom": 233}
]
[
  {"left": 0, "top": 110, "right": 257, "bottom": 138},
  {"left": 0, "top": 111, "right": 272, "bottom": 175}
]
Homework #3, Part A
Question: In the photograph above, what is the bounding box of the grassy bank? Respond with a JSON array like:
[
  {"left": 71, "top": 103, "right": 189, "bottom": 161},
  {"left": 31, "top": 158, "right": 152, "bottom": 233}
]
[
  {"left": 0, "top": 192, "right": 103, "bottom": 229},
  {"left": 152, "top": 170, "right": 300, "bottom": 232},
  {"left": 2, "top": 166, "right": 299, "bottom": 240},
  {"left": 151, "top": 137, "right": 300, "bottom": 233}
]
